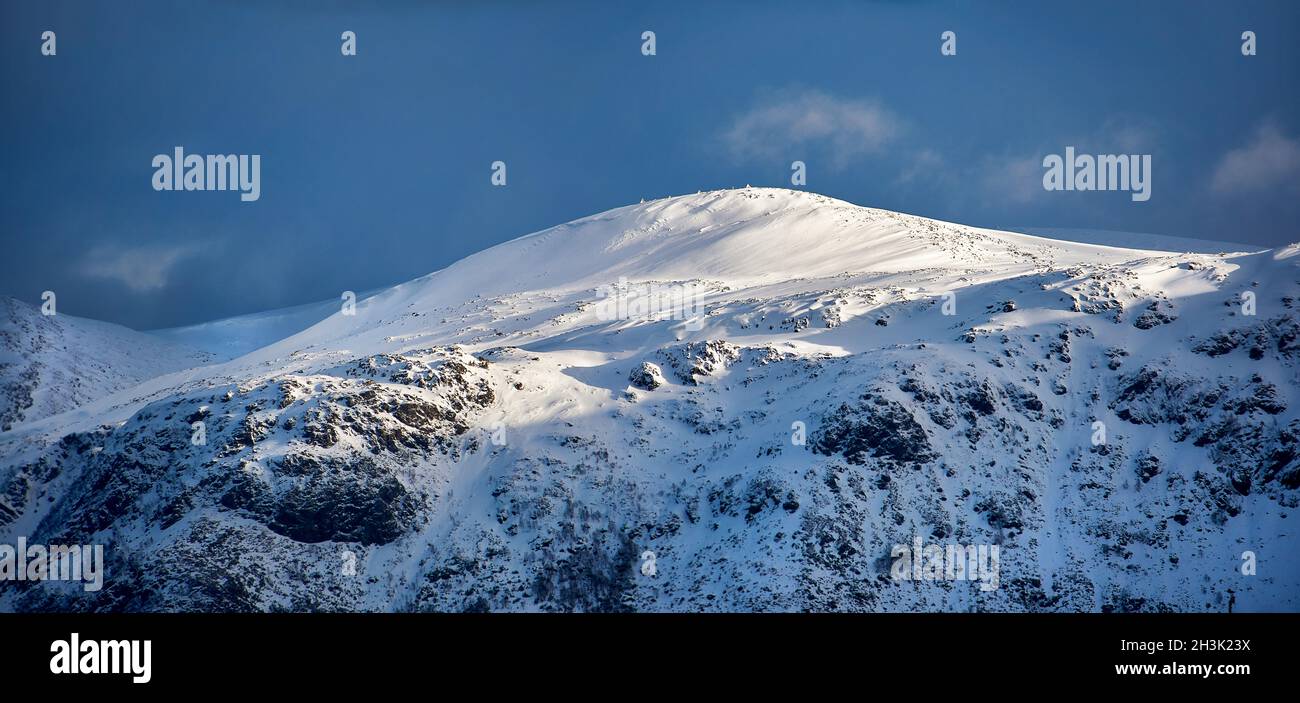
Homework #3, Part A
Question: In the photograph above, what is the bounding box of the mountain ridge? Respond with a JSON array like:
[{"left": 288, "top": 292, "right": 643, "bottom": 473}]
[{"left": 3, "top": 188, "right": 1297, "bottom": 612}]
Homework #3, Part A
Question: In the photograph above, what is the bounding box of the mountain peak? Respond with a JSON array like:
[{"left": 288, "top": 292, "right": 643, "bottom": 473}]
[{"left": 3, "top": 192, "right": 1299, "bottom": 613}]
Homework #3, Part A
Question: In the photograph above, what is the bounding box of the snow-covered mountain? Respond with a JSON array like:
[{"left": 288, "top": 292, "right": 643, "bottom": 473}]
[
  {"left": 0, "top": 297, "right": 211, "bottom": 433},
  {"left": 2, "top": 188, "right": 1297, "bottom": 612},
  {"left": 147, "top": 289, "right": 381, "bottom": 362}
]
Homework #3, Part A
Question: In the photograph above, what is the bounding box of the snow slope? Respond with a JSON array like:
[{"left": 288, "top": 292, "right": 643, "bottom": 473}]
[
  {"left": 148, "top": 295, "right": 354, "bottom": 362},
  {"left": 2, "top": 188, "right": 1297, "bottom": 612},
  {"left": 0, "top": 297, "right": 211, "bottom": 432},
  {"left": 147, "top": 288, "right": 387, "bottom": 361},
  {"left": 1012, "top": 227, "right": 1255, "bottom": 256}
]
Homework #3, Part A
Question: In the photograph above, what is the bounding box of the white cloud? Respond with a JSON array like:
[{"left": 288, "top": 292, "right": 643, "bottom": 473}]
[
  {"left": 1211, "top": 122, "right": 1300, "bottom": 194},
  {"left": 979, "top": 154, "right": 1044, "bottom": 205},
  {"left": 1110, "top": 124, "right": 1151, "bottom": 153},
  {"left": 723, "top": 89, "right": 900, "bottom": 170},
  {"left": 1081, "top": 119, "right": 1154, "bottom": 154},
  {"left": 897, "top": 149, "right": 945, "bottom": 185},
  {"left": 80, "top": 243, "right": 200, "bottom": 293}
]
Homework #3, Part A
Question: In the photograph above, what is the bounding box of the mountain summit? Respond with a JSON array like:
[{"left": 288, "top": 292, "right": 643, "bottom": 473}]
[{"left": 2, "top": 188, "right": 1297, "bottom": 612}]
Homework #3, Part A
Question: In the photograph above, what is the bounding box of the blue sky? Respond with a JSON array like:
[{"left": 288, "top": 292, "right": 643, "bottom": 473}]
[{"left": 2, "top": 0, "right": 1298, "bottom": 329}]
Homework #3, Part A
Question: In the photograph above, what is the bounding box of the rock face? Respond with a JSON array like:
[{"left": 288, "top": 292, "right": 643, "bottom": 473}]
[
  {"left": 1, "top": 188, "right": 1298, "bottom": 612},
  {"left": 628, "top": 362, "right": 666, "bottom": 391},
  {"left": 3, "top": 347, "right": 495, "bottom": 612},
  {"left": 813, "top": 393, "right": 936, "bottom": 469}
]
